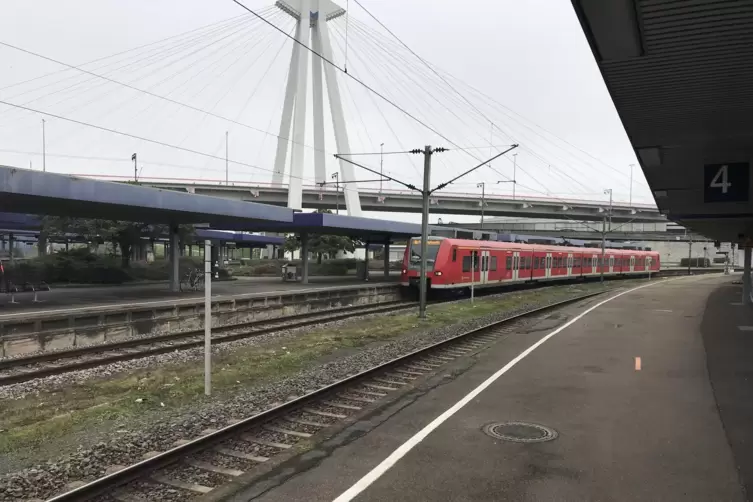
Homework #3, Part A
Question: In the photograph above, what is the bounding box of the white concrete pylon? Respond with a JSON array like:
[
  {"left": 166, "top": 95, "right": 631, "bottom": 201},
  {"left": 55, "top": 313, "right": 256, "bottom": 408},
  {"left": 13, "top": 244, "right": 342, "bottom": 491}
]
[
  {"left": 272, "top": 19, "right": 303, "bottom": 187},
  {"left": 311, "top": 8, "right": 327, "bottom": 185},
  {"left": 317, "top": 15, "right": 362, "bottom": 216},
  {"left": 287, "top": 0, "right": 311, "bottom": 210},
  {"left": 274, "top": 0, "right": 363, "bottom": 216}
]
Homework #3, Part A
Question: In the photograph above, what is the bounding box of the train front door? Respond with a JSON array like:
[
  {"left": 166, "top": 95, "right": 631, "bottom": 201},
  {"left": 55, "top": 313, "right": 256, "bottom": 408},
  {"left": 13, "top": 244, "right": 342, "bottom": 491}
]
[
  {"left": 609, "top": 255, "right": 614, "bottom": 273},
  {"left": 567, "top": 253, "right": 573, "bottom": 277},
  {"left": 512, "top": 252, "right": 520, "bottom": 281},
  {"left": 545, "top": 253, "right": 552, "bottom": 278}
]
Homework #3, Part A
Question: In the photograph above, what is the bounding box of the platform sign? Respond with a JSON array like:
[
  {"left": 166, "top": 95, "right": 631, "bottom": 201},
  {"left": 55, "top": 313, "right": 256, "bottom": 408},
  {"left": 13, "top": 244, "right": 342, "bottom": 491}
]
[{"left": 704, "top": 162, "right": 749, "bottom": 203}]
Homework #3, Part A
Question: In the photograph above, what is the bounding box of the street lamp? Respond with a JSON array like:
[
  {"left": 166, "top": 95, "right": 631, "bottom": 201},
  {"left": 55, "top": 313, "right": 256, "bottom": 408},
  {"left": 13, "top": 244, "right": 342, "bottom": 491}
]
[
  {"left": 497, "top": 179, "right": 516, "bottom": 201},
  {"left": 600, "top": 188, "right": 613, "bottom": 283},
  {"left": 477, "top": 182, "right": 485, "bottom": 230},
  {"left": 629, "top": 163, "right": 635, "bottom": 206},
  {"left": 380, "top": 143, "right": 384, "bottom": 194},
  {"left": 331, "top": 172, "right": 340, "bottom": 214}
]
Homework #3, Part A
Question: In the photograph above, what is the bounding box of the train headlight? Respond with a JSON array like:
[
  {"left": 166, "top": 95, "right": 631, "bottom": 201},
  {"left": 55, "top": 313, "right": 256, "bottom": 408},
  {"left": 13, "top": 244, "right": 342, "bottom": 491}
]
[
  {"left": 435, "top": 271, "right": 442, "bottom": 276},
  {"left": 402, "top": 269, "right": 407, "bottom": 274}
]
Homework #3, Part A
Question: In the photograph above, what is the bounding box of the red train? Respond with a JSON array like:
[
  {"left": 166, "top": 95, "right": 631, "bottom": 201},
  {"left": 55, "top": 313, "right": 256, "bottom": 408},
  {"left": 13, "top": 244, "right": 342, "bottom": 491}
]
[{"left": 400, "top": 236, "right": 660, "bottom": 290}]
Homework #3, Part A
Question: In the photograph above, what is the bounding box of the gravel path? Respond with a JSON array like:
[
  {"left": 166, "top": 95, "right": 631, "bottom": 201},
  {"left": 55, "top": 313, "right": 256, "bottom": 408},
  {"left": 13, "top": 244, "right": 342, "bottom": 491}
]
[{"left": 0, "top": 284, "right": 611, "bottom": 501}]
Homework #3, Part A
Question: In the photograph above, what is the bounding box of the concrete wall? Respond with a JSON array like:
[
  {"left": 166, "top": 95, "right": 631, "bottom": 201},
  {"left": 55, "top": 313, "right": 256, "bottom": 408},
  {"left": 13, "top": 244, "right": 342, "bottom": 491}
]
[
  {"left": 637, "top": 240, "right": 735, "bottom": 266},
  {"left": 0, "top": 284, "right": 401, "bottom": 357}
]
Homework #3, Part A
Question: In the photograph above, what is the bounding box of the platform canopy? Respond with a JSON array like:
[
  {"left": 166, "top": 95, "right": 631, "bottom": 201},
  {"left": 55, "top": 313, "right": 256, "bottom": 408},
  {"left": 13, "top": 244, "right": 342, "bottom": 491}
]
[
  {"left": 0, "top": 212, "right": 285, "bottom": 247},
  {"left": 0, "top": 166, "right": 293, "bottom": 226},
  {"left": 214, "top": 211, "right": 426, "bottom": 242},
  {"left": 571, "top": 1, "right": 753, "bottom": 242},
  {"left": 193, "top": 229, "right": 283, "bottom": 247}
]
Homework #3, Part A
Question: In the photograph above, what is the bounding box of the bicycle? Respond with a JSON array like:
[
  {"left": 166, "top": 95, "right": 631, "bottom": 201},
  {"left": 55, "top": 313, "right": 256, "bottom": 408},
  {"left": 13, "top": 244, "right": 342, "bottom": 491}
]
[{"left": 180, "top": 268, "right": 205, "bottom": 292}]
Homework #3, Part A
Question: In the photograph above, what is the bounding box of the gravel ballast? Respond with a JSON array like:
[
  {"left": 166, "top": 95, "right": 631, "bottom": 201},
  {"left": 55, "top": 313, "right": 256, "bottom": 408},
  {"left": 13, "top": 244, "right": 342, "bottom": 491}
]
[{"left": 0, "top": 283, "right": 629, "bottom": 501}]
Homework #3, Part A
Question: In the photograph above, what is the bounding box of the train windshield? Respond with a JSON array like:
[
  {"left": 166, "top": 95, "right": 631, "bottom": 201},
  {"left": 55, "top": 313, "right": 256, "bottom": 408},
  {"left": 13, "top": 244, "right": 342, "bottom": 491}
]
[{"left": 408, "top": 239, "right": 441, "bottom": 268}]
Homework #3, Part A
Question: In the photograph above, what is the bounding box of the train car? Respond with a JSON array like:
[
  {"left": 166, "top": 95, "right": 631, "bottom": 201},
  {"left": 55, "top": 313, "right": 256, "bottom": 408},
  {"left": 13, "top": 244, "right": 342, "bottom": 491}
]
[{"left": 400, "top": 236, "right": 660, "bottom": 291}]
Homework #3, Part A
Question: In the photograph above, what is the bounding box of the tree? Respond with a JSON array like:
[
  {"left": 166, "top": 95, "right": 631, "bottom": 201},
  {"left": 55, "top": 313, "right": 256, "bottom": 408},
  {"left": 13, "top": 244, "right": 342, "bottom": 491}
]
[
  {"left": 41, "top": 217, "right": 194, "bottom": 268},
  {"left": 309, "top": 234, "right": 358, "bottom": 264},
  {"left": 284, "top": 234, "right": 300, "bottom": 257}
]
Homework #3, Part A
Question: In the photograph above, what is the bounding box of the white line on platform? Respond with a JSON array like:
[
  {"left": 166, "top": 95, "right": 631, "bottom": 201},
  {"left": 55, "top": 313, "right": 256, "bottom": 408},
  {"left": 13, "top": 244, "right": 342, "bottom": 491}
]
[{"left": 332, "top": 279, "right": 665, "bottom": 502}]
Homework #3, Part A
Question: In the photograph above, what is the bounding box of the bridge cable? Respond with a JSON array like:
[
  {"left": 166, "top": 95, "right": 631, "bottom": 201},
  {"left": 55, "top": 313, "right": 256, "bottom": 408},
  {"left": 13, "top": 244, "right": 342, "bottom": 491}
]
[
  {"left": 0, "top": 99, "right": 324, "bottom": 184},
  {"left": 0, "top": 13, "right": 254, "bottom": 94},
  {"left": 348, "top": 16, "right": 642, "bottom": 192},
  {"left": 0, "top": 27, "right": 333, "bottom": 162},
  {"left": 229, "top": 0, "right": 495, "bottom": 160},
  {"left": 346, "top": 18, "right": 597, "bottom": 196}
]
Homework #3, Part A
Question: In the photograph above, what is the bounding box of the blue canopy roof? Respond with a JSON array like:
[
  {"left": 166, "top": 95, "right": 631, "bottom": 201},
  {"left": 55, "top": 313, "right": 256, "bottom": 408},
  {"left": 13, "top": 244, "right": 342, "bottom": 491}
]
[
  {"left": 215, "top": 212, "right": 426, "bottom": 241},
  {"left": 0, "top": 166, "right": 293, "bottom": 226}
]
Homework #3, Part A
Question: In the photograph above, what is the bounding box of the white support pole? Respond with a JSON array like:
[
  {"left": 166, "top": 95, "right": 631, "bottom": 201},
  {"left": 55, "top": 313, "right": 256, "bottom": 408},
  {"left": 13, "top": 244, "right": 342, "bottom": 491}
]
[
  {"left": 471, "top": 250, "right": 475, "bottom": 304},
  {"left": 311, "top": 12, "right": 327, "bottom": 186},
  {"left": 744, "top": 246, "right": 752, "bottom": 306},
  {"left": 204, "top": 239, "right": 212, "bottom": 396},
  {"left": 272, "top": 20, "right": 303, "bottom": 187},
  {"left": 287, "top": 0, "right": 312, "bottom": 211},
  {"left": 318, "top": 18, "right": 363, "bottom": 217}
]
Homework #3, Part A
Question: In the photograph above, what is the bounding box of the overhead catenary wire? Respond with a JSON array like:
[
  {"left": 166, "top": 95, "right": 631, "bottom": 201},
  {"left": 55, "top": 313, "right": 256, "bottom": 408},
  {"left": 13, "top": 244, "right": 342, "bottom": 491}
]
[
  {"left": 344, "top": 19, "right": 597, "bottom": 196},
  {"left": 347, "top": 16, "right": 643, "bottom": 193},
  {"left": 333, "top": 20, "right": 524, "bottom": 182},
  {"left": 327, "top": 23, "right": 422, "bottom": 180},
  {"left": 0, "top": 98, "right": 323, "bottom": 185},
  {"left": 42, "top": 16, "right": 272, "bottom": 157},
  {"left": 0, "top": 14, "right": 258, "bottom": 132},
  {"left": 0, "top": 13, "right": 260, "bottom": 116},
  {"left": 0, "top": 13, "right": 255, "bottom": 94},
  {"left": 330, "top": 22, "right": 468, "bottom": 181},
  {"left": 341, "top": 23, "right": 525, "bottom": 191},
  {"left": 0, "top": 18, "right": 334, "bottom": 163}
]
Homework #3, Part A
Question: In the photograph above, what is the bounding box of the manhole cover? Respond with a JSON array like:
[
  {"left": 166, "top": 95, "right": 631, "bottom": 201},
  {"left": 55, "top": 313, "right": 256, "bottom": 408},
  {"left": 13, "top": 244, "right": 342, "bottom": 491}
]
[{"left": 483, "top": 422, "right": 558, "bottom": 443}]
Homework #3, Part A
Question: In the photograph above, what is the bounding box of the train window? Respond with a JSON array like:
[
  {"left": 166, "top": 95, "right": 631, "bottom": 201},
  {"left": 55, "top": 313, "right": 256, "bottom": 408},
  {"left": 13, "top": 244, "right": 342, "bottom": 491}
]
[
  {"left": 491, "top": 256, "right": 497, "bottom": 271},
  {"left": 534, "top": 257, "right": 539, "bottom": 269},
  {"left": 526, "top": 257, "right": 531, "bottom": 269},
  {"left": 452, "top": 248, "right": 457, "bottom": 262},
  {"left": 474, "top": 252, "right": 481, "bottom": 271},
  {"left": 462, "top": 255, "right": 471, "bottom": 272},
  {"left": 506, "top": 256, "right": 512, "bottom": 270}
]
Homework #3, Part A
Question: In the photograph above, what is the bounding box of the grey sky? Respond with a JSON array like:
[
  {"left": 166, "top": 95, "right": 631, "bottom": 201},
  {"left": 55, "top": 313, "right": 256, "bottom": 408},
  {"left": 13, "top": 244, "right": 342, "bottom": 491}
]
[{"left": 0, "top": 0, "right": 653, "bottom": 224}]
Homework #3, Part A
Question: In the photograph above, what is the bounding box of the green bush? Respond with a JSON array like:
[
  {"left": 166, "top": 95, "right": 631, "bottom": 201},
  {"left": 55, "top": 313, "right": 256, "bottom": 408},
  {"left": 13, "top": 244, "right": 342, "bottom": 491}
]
[
  {"left": 312, "top": 262, "right": 348, "bottom": 275},
  {"left": 3, "top": 252, "right": 221, "bottom": 285},
  {"left": 5, "top": 249, "right": 130, "bottom": 285}
]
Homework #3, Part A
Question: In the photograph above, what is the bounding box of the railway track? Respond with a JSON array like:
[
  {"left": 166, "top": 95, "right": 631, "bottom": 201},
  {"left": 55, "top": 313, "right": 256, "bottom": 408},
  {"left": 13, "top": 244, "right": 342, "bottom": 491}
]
[
  {"left": 0, "top": 301, "right": 417, "bottom": 386},
  {"left": 45, "top": 290, "right": 608, "bottom": 502},
  {"left": 0, "top": 272, "right": 720, "bottom": 388}
]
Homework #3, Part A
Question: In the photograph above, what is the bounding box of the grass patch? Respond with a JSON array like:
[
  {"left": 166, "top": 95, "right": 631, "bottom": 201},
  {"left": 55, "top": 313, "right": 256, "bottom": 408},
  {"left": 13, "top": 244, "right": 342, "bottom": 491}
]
[{"left": 0, "top": 280, "right": 639, "bottom": 457}]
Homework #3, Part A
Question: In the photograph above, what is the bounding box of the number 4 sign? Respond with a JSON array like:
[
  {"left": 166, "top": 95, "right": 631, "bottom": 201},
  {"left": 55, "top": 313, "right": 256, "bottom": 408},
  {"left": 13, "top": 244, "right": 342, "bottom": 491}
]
[{"left": 704, "top": 162, "right": 749, "bottom": 203}]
